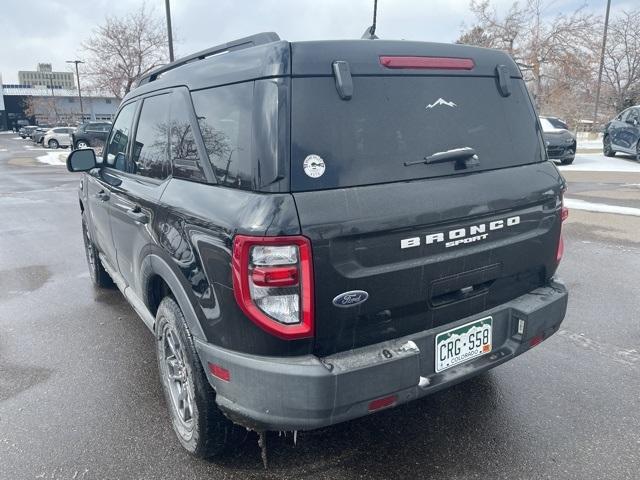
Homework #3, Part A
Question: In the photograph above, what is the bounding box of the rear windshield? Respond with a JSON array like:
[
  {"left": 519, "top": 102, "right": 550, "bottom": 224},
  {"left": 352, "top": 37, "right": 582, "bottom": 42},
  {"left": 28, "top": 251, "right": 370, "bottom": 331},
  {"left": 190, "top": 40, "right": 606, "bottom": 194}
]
[{"left": 291, "top": 76, "right": 544, "bottom": 191}]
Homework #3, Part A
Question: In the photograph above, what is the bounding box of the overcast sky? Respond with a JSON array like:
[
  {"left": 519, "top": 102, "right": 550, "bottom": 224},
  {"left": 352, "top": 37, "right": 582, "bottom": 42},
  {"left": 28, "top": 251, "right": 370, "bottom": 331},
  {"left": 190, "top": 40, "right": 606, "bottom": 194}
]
[{"left": 0, "top": 0, "right": 632, "bottom": 84}]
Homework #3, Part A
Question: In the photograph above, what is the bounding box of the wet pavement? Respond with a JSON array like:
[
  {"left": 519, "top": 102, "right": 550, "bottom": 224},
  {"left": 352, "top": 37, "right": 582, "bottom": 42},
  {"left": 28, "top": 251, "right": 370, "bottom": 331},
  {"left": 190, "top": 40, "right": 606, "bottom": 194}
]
[{"left": 0, "top": 132, "right": 638, "bottom": 479}]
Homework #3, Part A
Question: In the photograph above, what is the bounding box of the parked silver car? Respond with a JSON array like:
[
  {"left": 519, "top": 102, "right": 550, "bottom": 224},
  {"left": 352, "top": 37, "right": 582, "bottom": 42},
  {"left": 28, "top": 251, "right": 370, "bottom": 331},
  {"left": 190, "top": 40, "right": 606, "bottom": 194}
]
[{"left": 43, "top": 127, "right": 76, "bottom": 149}]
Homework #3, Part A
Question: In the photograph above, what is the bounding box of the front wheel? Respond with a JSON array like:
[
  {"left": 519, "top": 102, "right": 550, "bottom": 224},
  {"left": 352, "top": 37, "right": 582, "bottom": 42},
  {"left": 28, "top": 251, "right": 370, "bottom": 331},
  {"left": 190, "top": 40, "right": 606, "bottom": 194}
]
[
  {"left": 76, "top": 140, "right": 89, "bottom": 149},
  {"left": 156, "top": 297, "right": 246, "bottom": 458},
  {"left": 560, "top": 158, "right": 574, "bottom": 165},
  {"left": 48, "top": 139, "right": 59, "bottom": 149},
  {"left": 603, "top": 135, "right": 615, "bottom": 157}
]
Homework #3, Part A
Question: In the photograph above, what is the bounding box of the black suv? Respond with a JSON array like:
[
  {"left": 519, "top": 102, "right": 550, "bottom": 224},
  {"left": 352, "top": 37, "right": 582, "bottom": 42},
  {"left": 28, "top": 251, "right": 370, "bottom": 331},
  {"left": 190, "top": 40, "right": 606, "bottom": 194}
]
[
  {"left": 67, "top": 33, "right": 569, "bottom": 459},
  {"left": 603, "top": 106, "right": 640, "bottom": 159},
  {"left": 71, "top": 122, "right": 112, "bottom": 150}
]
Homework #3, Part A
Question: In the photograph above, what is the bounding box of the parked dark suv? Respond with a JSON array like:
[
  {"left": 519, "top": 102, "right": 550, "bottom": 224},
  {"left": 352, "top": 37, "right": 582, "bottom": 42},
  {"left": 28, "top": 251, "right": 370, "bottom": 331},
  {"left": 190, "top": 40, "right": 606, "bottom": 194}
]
[
  {"left": 71, "top": 121, "right": 112, "bottom": 151},
  {"left": 603, "top": 106, "right": 640, "bottom": 159},
  {"left": 66, "top": 33, "right": 569, "bottom": 459}
]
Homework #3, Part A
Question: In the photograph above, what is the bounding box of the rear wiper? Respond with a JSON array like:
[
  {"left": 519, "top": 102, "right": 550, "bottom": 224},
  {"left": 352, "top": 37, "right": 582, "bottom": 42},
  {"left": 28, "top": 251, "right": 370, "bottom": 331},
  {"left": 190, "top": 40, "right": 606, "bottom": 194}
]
[{"left": 404, "top": 147, "right": 480, "bottom": 169}]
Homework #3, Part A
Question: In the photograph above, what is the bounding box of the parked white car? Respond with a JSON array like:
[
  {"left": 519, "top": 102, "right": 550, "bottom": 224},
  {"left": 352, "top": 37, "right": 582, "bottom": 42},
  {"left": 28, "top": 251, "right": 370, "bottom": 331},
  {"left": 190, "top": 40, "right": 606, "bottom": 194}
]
[{"left": 43, "top": 127, "right": 76, "bottom": 149}]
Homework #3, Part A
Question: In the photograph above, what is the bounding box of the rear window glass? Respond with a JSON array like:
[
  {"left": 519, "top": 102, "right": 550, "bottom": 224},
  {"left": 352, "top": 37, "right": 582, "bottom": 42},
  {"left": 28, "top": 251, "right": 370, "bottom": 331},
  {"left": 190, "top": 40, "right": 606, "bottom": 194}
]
[
  {"left": 191, "top": 82, "right": 253, "bottom": 189},
  {"left": 291, "top": 76, "right": 544, "bottom": 191}
]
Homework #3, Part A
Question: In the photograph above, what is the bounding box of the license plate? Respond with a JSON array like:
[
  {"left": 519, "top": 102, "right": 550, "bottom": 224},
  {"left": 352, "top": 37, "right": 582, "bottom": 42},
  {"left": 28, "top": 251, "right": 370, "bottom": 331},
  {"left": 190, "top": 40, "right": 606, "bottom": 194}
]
[{"left": 435, "top": 317, "right": 492, "bottom": 372}]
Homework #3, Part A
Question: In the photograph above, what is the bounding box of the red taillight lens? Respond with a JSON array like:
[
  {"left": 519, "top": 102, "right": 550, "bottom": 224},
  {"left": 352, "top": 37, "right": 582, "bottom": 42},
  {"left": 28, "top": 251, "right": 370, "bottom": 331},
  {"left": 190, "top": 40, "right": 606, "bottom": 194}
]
[
  {"left": 232, "top": 235, "right": 314, "bottom": 340},
  {"left": 380, "top": 56, "right": 475, "bottom": 70},
  {"left": 251, "top": 266, "right": 298, "bottom": 287},
  {"left": 557, "top": 198, "right": 569, "bottom": 264}
]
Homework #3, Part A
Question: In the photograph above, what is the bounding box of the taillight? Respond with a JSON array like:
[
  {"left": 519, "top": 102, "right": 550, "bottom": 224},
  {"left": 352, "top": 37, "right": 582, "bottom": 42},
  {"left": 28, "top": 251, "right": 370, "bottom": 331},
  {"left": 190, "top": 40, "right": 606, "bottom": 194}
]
[
  {"left": 557, "top": 194, "right": 569, "bottom": 264},
  {"left": 232, "top": 235, "right": 314, "bottom": 339},
  {"left": 380, "top": 56, "right": 475, "bottom": 70}
]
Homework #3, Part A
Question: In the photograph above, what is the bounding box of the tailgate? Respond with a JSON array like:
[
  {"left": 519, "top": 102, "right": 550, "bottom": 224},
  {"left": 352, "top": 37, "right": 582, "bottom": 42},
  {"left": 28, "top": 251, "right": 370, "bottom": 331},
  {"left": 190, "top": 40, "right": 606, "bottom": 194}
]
[{"left": 293, "top": 162, "right": 564, "bottom": 356}]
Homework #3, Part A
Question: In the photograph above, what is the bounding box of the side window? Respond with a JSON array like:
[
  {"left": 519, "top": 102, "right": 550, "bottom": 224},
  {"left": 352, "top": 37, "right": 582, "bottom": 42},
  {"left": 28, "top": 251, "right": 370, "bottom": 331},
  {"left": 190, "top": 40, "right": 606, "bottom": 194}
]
[
  {"left": 628, "top": 109, "right": 639, "bottom": 124},
  {"left": 105, "top": 102, "right": 137, "bottom": 171},
  {"left": 191, "top": 82, "right": 253, "bottom": 189},
  {"left": 169, "top": 92, "right": 206, "bottom": 182},
  {"left": 130, "top": 94, "right": 171, "bottom": 180}
]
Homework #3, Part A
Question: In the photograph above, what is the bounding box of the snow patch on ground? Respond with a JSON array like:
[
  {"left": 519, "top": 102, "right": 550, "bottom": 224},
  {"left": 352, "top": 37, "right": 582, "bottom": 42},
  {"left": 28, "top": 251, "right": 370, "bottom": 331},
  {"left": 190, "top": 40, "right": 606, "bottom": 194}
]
[
  {"left": 565, "top": 198, "right": 640, "bottom": 217},
  {"left": 37, "top": 151, "right": 68, "bottom": 166},
  {"left": 558, "top": 153, "right": 640, "bottom": 173},
  {"left": 577, "top": 139, "right": 603, "bottom": 150}
]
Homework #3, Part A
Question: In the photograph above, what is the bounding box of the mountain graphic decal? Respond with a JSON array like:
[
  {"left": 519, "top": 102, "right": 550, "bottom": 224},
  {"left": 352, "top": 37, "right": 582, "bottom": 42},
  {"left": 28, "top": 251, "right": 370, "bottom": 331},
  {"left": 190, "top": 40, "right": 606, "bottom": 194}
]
[{"left": 426, "top": 98, "right": 457, "bottom": 109}]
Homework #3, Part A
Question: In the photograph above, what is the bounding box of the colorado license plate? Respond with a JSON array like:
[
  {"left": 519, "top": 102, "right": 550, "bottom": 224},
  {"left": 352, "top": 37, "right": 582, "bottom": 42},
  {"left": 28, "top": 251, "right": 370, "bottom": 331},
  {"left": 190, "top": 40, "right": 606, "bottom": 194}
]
[{"left": 435, "top": 317, "right": 493, "bottom": 372}]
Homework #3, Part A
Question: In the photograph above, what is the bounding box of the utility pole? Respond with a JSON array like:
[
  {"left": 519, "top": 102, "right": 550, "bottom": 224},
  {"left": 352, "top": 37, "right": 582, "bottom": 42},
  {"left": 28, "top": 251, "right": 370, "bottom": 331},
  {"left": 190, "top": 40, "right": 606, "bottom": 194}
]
[
  {"left": 165, "top": 0, "right": 175, "bottom": 62},
  {"left": 594, "top": 0, "right": 612, "bottom": 127},
  {"left": 66, "top": 60, "right": 85, "bottom": 123}
]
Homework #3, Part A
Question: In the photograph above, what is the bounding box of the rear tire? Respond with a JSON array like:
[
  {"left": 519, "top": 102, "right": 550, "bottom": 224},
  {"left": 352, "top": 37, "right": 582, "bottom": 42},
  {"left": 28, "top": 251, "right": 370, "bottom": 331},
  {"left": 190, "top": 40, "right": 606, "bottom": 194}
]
[
  {"left": 82, "top": 216, "right": 113, "bottom": 288},
  {"left": 48, "top": 139, "right": 59, "bottom": 149},
  {"left": 603, "top": 135, "right": 616, "bottom": 157},
  {"left": 156, "top": 297, "right": 246, "bottom": 458}
]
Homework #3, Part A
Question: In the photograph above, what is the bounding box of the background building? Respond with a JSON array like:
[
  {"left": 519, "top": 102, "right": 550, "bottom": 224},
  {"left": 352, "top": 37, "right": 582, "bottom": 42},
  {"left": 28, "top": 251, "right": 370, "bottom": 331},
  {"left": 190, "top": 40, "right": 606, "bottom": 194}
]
[
  {"left": 0, "top": 80, "right": 118, "bottom": 130},
  {"left": 18, "top": 63, "right": 75, "bottom": 90}
]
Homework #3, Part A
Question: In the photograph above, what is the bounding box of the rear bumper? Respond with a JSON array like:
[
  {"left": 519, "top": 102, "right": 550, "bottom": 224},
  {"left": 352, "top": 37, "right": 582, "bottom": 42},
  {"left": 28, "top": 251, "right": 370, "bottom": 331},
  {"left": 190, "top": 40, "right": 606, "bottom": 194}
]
[{"left": 196, "top": 279, "right": 568, "bottom": 431}]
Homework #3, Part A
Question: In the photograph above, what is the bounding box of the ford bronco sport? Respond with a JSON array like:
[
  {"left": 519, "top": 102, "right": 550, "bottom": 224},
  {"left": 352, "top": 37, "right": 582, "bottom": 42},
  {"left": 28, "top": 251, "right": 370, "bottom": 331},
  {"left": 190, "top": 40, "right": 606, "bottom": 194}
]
[{"left": 66, "top": 32, "right": 569, "bottom": 458}]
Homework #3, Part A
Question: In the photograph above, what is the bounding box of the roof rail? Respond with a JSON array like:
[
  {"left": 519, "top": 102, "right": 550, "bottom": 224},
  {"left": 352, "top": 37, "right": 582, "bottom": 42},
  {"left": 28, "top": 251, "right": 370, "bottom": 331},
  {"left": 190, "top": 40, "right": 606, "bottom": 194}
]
[{"left": 137, "top": 32, "right": 281, "bottom": 87}]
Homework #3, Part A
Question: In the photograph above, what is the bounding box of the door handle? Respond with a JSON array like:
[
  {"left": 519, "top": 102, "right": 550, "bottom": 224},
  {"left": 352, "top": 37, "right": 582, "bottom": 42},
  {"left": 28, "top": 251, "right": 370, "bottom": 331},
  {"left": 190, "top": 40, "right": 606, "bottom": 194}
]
[
  {"left": 126, "top": 207, "right": 149, "bottom": 224},
  {"left": 95, "top": 190, "right": 110, "bottom": 201}
]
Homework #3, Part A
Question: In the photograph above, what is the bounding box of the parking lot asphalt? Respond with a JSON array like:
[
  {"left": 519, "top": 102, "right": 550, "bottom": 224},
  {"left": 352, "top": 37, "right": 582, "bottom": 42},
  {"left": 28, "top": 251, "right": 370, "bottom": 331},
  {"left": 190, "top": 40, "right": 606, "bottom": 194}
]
[{"left": 0, "top": 132, "right": 638, "bottom": 480}]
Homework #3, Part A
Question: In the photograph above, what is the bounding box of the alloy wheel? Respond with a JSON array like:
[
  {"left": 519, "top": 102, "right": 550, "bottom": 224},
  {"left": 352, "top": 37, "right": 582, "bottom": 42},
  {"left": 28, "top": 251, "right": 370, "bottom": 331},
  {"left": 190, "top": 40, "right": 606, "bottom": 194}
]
[{"left": 161, "top": 324, "right": 195, "bottom": 430}]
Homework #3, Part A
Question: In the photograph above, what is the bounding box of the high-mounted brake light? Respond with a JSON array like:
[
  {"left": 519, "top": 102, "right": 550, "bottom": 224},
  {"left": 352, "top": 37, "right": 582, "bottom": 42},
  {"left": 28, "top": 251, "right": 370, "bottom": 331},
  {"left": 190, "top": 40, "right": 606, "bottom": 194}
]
[
  {"left": 232, "top": 235, "right": 314, "bottom": 340},
  {"left": 380, "top": 56, "right": 475, "bottom": 70}
]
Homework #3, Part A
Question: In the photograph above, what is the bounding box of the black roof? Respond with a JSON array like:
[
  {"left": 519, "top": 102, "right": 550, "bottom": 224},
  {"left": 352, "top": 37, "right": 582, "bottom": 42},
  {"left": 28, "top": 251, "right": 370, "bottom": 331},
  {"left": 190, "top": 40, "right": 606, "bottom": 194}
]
[{"left": 122, "top": 32, "right": 520, "bottom": 103}]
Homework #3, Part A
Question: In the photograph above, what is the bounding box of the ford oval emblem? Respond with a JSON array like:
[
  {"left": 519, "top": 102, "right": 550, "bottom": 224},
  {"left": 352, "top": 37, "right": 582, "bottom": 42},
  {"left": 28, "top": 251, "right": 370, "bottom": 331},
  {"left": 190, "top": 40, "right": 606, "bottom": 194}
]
[{"left": 332, "top": 290, "right": 369, "bottom": 308}]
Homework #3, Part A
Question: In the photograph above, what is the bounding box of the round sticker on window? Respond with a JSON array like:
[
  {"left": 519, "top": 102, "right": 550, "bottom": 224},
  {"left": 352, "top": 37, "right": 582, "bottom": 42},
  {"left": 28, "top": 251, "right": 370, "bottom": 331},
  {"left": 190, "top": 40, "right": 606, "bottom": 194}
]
[{"left": 303, "top": 154, "right": 325, "bottom": 178}]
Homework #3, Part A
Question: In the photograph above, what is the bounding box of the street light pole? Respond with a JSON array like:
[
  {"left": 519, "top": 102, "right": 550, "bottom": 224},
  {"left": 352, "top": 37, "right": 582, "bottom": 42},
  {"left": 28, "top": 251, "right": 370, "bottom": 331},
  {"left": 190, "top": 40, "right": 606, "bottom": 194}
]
[
  {"left": 66, "top": 60, "right": 85, "bottom": 123},
  {"left": 594, "top": 0, "right": 612, "bottom": 127},
  {"left": 164, "top": 0, "right": 175, "bottom": 62}
]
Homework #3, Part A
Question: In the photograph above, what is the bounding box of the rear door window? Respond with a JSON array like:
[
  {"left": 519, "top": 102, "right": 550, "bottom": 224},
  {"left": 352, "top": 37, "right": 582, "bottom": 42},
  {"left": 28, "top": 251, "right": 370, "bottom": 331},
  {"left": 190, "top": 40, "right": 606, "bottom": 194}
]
[
  {"left": 169, "top": 92, "right": 206, "bottom": 182},
  {"left": 191, "top": 82, "right": 253, "bottom": 189},
  {"left": 130, "top": 94, "right": 171, "bottom": 180},
  {"left": 291, "top": 76, "right": 543, "bottom": 191}
]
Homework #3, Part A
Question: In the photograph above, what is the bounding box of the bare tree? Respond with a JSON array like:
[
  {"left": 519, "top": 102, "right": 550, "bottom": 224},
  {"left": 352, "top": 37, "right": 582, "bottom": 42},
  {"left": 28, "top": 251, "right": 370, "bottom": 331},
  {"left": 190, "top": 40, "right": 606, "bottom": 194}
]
[
  {"left": 458, "top": 0, "right": 527, "bottom": 55},
  {"left": 458, "top": 0, "right": 598, "bottom": 117},
  {"left": 23, "top": 97, "right": 60, "bottom": 125},
  {"left": 601, "top": 9, "right": 640, "bottom": 112},
  {"left": 83, "top": 3, "right": 169, "bottom": 100}
]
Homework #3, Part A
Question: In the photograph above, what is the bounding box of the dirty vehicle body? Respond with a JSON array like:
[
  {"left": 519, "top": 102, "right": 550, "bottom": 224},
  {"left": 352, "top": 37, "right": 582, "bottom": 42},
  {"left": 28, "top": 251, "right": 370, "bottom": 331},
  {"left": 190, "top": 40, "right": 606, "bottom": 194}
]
[{"left": 67, "top": 33, "right": 569, "bottom": 457}]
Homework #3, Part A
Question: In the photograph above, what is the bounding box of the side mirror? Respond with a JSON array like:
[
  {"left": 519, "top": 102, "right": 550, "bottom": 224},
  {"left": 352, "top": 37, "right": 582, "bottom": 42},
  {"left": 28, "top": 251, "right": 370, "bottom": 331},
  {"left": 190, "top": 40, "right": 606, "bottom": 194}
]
[{"left": 67, "top": 148, "right": 98, "bottom": 172}]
